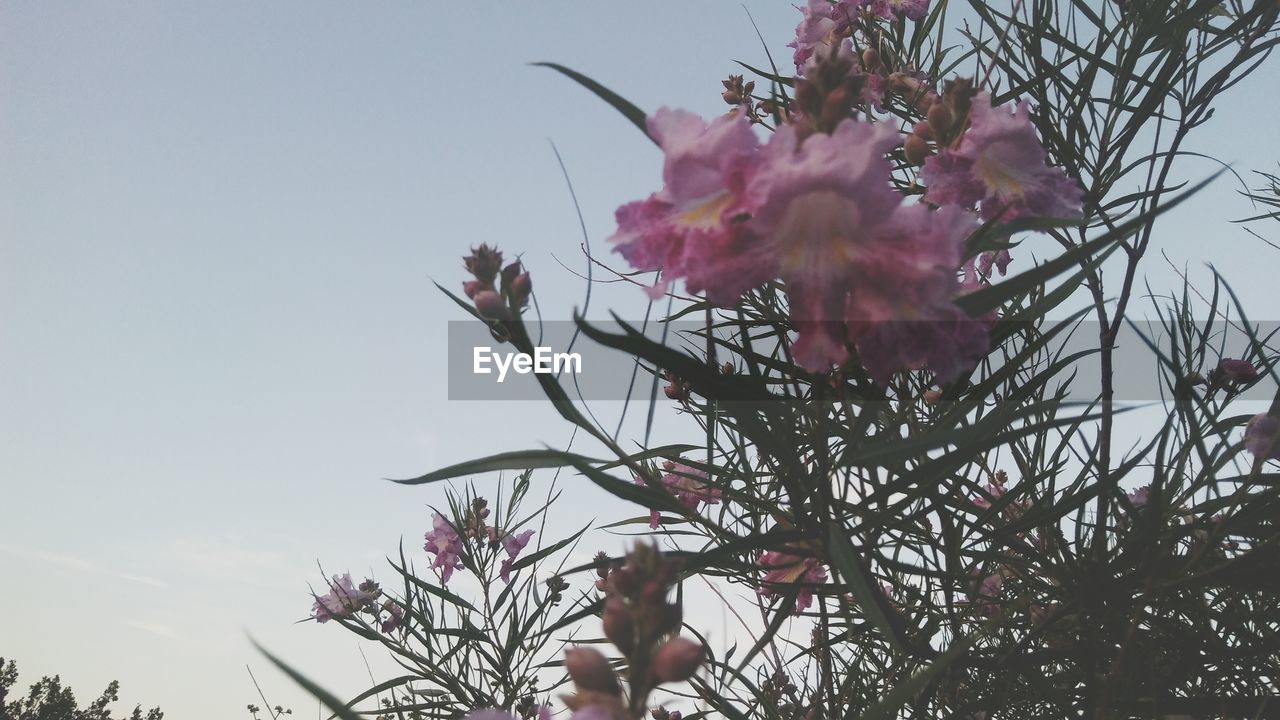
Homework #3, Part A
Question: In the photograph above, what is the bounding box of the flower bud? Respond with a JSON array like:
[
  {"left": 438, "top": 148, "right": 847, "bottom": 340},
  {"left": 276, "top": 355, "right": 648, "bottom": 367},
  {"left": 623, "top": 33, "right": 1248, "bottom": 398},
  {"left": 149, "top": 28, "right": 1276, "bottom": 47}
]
[
  {"left": 462, "top": 279, "right": 485, "bottom": 299},
  {"left": 911, "top": 120, "right": 935, "bottom": 141},
  {"left": 922, "top": 389, "right": 943, "bottom": 405},
  {"left": 1217, "top": 358, "right": 1258, "bottom": 383},
  {"left": 608, "top": 567, "right": 637, "bottom": 596},
  {"left": 564, "top": 647, "right": 621, "bottom": 696},
  {"left": 463, "top": 245, "right": 504, "bottom": 286},
  {"left": 861, "top": 48, "right": 881, "bottom": 72},
  {"left": 473, "top": 290, "right": 509, "bottom": 320},
  {"left": 509, "top": 272, "right": 532, "bottom": 307},
  {"left": 903, "top": 134, "right": 932, "bottom": 165},
  {"left": 652, "top": 637, "right": 704, "bottom": 683},
  {"left": 927, "top": 102, "right": 954, "bottom": 137},
  {"left": 602, "top": 596, "right": 635, "bottom": 654},
  {"left": 912, "top": 90, "right": 938, "bottom": 114},
  {"left": 501, "top": 260, "right": 523, "bottom": 286}
]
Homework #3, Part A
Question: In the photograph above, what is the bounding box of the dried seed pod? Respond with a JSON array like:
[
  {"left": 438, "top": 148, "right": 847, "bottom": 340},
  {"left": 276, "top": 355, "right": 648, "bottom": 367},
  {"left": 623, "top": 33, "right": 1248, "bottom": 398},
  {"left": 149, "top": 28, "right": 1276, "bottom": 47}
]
[{"left": 903, "top": 134, "right": 932, "bottom": 165}]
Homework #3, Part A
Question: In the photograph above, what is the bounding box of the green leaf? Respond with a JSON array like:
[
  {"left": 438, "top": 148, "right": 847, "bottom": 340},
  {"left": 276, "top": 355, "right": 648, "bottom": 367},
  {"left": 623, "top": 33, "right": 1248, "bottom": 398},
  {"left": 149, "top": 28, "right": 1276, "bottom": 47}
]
[
  {"left": 825, "top": 525, "right": 909, "bottom": 655},
  {"left": 956, "top": 170, "right": 1224, "bottom": 317},
  {"left": 388, "top": 551, "right": 481, "bottom": 615},
  {"left": 532, "top": 62, "right": 650, "bottom": 141},
  {"left": 854, "top": 634, "right": 975, "bottom": 720},
  {"left": 510, "top": 523, "right": 590, "bottom": 572},
  {"left": 329, "top": 675, "right": 419, "bottom": 720},
  {"left": 253, "top": 640, "right": 367, "bottom": 720},
  {"left": 390, "top": 449, "right": 601, "bottom": 485}
]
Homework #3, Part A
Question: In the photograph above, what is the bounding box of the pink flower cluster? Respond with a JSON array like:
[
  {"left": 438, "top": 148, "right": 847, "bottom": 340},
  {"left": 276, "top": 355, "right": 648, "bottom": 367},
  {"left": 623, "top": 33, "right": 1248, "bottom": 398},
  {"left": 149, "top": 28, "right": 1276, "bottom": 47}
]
[
  {"left": 610, "top": 108, "right": 986, "bottom": 382},
  {"left": 637, "top": 460, "right": 722, "bottom": 528},
  {"left": 424, "top": 512, "right": 466, "bottom": 584},
  {"left": 311, "top": 574, "right": 402, "bottom": 632},
  {"left": 311, "top": 573, "right": 376, "bottom": 622},
  {"left": 1245, "top": 413, "right": 1280, "bottom": 461},
  {"left": 790, "top": 0, "right": 932, "bottom": 68},
  {"left": 969, "top": 569, "right": 1003, "bottom": 619},
  {"left": 1126, "top": 485, "right": 1150, "bottom": 509},
  {"left": 922, "top": 93, "right": 1083, "bottom": 224},
  {"left": 488, "top": 527, "right": 536, "bottom": 584},
  {"left": 757, "top": 549, "right": 828, "bottom": 614},
  {"left": 424, "top": 510, "right": 537, "bottom": 586}
]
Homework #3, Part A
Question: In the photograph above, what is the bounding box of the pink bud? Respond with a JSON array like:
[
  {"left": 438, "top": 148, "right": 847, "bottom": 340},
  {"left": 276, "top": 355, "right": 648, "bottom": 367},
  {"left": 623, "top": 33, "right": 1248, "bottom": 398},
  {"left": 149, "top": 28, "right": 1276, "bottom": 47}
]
[
  {"left": 602, "top": 596, "right": 634, "bottom": 653},
  {"left": 861, "top": 48, "right": 881, "bottom": 72},
  {"left": 564, "top": 647, "right": 621, "bottom": 695},
  {"left": 903, "top": 134, "right": 932, "bottom": 165},
  {"left": 473, "top": 290, "right": 508, "bottom": 320},
  {"left": 463, "top": 245, "right": 504, "bottom": 285},
  {"left": 1218, "top": 358, "right": 1258, "bottom": 383},
  {"left": 608, "top": 567, "right": 637, "bottom": 596},
  {"left": 927, "top": 102, "right": 954, "bottom": 137},
  {"left": 509, "top": 272, "right": 532, "bottom": 307},
  {"left": 501, "top": 260, "right": 523, "bottom": 286},
  {"left": 922, "top": 389, "right": 943, "bottom": 405},
  {"left": 652, "top": 637, "right": 704, "bottom": 683}
]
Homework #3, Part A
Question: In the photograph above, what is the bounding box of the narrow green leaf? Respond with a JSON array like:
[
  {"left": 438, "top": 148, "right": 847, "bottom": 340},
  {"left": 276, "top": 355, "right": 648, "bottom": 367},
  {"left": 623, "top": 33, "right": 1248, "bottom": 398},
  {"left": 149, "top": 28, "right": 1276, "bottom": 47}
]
[
  {"left": 532, "top": 62, "right": 650, "bottom": 141},
  {"left": 390, "top": 449, "right": 601, "bottom": 485},
  {"left": 854, "top": 634, "right": 975, "bottom": 720},
  {"left": 329, "top": 675, "right": 419, "bottom": 720},
  {"left": 826, "top": 526, "right": 908, "bottom": 655},
  {"left": 253, "top": 640, "right": 367, "bottom": 720}
]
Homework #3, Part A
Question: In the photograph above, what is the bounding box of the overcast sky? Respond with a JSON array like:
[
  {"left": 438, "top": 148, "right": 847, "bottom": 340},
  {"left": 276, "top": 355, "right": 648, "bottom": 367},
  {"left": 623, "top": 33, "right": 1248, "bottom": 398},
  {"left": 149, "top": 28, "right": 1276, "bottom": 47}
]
[{"left": 2, "top": 3, "right": 1277, "bottom": 719}]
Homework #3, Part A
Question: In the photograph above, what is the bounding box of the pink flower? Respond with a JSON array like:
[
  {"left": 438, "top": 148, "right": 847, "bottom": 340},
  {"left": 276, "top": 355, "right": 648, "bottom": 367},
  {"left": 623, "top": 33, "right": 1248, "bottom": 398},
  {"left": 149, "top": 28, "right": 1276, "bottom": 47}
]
[
  {"left": 380, "top": 600, "right": 403, "bottom": 633},
  {"left": 745, "top": 120, "right": 901, "bottom": 368},
  {"left": 1126, "top": 485, "right": 1150, "bottom": 509},
  {"left": 662, "top": 460, "right": 721, "bottom": 512},
  {"left": 970, "top": 483, "right": 1005, "bottom": 510},
  {"left": 976, "top": 249, "right": 1012, "bottom": 277},
  {"left": 750, "top": 120, "right": 984, "bottom": 378},
  {"left": 311, "top": 573, "right": 375, "bottom": 623},
  {"left": 424, "top": 513, "right": 466, "bottom": 584},
  {"left": 969, "top": 569, "right": 1003, "bottom": 619},
  {"left": 611, "top": 111, "right": 988, "bottom": 382},
  {"left": 922, "top": 93, "right": 1083, "bottom": 224},
  {"left": 498, "top": 528, "right": 535, "bottom": 584},
  {"left": 871, "top": 0, "right": 930, "bottom": 20},
  {"left": 1217, "top": 358, "right": 1259, "bottom": 383},
  {"left": 1244, "top": 413, "right": 1280, "bottom": 461},
  {"left": 757, "top": 549, "right": 828, "bottom": 614},
  {"left": 842, "top": 204, "right": 988, "bottom": 383},
  {"left": 789, "top": 0, "right": 843, "bottom": 69},
  {"left": 638, "top": 460, "right": 721, "bottom": 529},
  {"left": 608, "top": 108, "right": 772, "bottom": 303},
  {"left": 503, "top": 529, "right": 535, "bottom": 558}
]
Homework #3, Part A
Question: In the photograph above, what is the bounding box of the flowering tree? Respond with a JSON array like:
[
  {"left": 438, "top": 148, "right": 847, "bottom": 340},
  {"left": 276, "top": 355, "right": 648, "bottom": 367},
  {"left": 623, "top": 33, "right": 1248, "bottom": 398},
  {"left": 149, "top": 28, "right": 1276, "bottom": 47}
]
[{"left": 269, "top": 1, "right": 1280, "bottom": 719}]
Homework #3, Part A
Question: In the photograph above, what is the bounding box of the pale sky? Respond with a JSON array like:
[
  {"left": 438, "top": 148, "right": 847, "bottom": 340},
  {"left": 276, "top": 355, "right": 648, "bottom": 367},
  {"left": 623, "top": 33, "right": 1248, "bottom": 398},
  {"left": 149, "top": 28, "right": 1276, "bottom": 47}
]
[{"left": 2, "top": 3, "right": 1277, "bottom": 719}]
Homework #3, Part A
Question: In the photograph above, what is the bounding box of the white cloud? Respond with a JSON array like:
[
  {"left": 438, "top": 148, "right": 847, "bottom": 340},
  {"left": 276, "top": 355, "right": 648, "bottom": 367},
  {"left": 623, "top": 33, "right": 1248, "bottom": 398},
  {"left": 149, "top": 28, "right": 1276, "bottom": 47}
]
[{"left": 0, "top": 543, "right": 169, "bottom": 588}]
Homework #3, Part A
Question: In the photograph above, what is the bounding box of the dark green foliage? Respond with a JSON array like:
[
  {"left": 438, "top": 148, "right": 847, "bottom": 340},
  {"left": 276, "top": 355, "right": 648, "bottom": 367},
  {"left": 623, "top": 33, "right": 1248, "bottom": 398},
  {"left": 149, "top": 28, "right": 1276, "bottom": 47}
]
[{"left": 0, "top": 659, "right": 162, "bottom": 720}]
